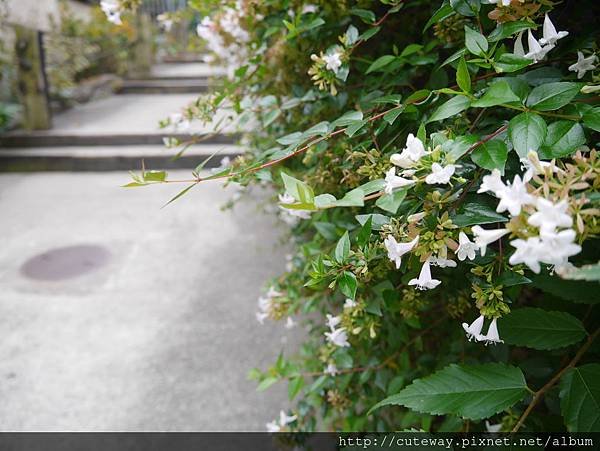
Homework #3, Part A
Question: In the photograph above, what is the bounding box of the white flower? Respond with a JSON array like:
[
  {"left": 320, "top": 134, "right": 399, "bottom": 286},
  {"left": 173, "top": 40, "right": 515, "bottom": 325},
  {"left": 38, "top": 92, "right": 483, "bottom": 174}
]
[
  {"left": 285, "top": 317, "right": 296, "bottom": 329},
  {"left": 278, "top": 193, "right": 312, "bottom": 220},
  {"left": 486, "top": 421, "right": 503, "bottom": 433},
  {"left": 539, "top": 14, "right": 569, "bottom": 46},
  {"left": 384, "top": 168, "right": 415, "bottom": 194},
  {"left": 477, "top": 169, "right": 505, "bottom": 196},
  {"left": 569, "top": 51, "right": 597, "bottom": 79},
  {"left": 495, "top": 174, "right": 535, "bottom": 217},
  {"left": 279, "top": 410, "right": 297, "bottom": 426},
  {"left": 325, "top": 327, "right": 350, "bottom": 347},
  {"left": 267, "top": 286, "right": 283, "bottom": 298},
  {"left": 344, "top": 298, "right": 357, "bottom": 309},
  {"left": 323, "top": 51, "right": 342, "bottom": 74},
  {"left": 384, "top": 235, "right": 419, "bottom": 269},
  {"left": 267, "top": 410, "right": 297, "bottom": 432},
  {"left": 100, "top": 1, "right": 122, "bottom": 25},
  {"left": 513, "top": 31, "right": 526, "bottom": 57},
  {"left": 326, "top": 314, "right": 341, "bottom": 330},
  {"left": 524, "top": 30, "right": 554, "bottom": 63},
  {"left": 428, "top": 256, "right": 457, "bottom": 268},
  {"left": 324, "top": 363, "right": 339, "bottom": 376},
  {"left": 425, "top": 163, "right": 457, "bottom": 185},
  {"left": 472, "top": 226, "right": 510, "bottom": 256},
  {"left": 457, "top": 232, "right": 477, "bottom": 261},
  {"left": 509, "top": 236, "right": 545, "bottom": 273},
  {"left": 302, "top": 4, "right": 318, "bottom": 14},
  {"left": 520, "top": 150, "right": 555, "bottom": 181},
  {"left": 169, "top": 113, "right": 190, "bottom": 132},
  {"left": 528, "top": 198, "right": 572, "bottom": 233},
  {"left": 539, "top": 229, "right": 581, "bottom": 268},
  {"left": 266, "top": 421, "right": 280, "bottom": 432},
  {"left": 476, "top": 318, "right": 504, "bottom": 345},
  {"left": 462, "top": 314, "right": 485, "bottom": 341},
  {"left": 489, "top": 0, "right": 512, "bottom": 6},
  {"left": 256, "top": 311, "right": 269, "bottom": 324},
  {"left": 408, "top": 261, "right": 441, "bottom": 290},
  {"left": 390, "top": 134, "right": 428, "bottom": 169}
]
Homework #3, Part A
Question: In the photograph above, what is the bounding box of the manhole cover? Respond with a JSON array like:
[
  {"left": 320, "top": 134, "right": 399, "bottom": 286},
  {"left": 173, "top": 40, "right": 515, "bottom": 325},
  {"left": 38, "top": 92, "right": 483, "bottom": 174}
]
[{"left": 20, "top": 244, "right": 111, "bottom": 281}]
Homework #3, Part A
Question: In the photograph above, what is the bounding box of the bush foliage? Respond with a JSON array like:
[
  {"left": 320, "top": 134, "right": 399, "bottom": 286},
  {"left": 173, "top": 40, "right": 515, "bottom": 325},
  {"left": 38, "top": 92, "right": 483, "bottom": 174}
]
[{"left": 123, "top": 0, "right": 599, "bottom": 433}]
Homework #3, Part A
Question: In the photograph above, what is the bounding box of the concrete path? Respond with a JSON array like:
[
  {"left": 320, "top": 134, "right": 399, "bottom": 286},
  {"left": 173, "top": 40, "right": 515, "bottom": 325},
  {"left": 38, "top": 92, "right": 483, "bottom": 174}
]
[
  {"left": 0, "top": 171, "right": 300, "bottom": 431},
  {"left": 151, "top": 63, "right": 226, "bottom": 78}
]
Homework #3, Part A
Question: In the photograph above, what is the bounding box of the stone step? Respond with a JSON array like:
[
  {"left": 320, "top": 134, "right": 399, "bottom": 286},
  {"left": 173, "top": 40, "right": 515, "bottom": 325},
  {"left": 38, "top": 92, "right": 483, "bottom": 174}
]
[
  {"left": 0, "top": 132, "right": 239, "bottom": 147},
  {"left": 0, "top": 144, "right": 242, "bottom": 172},
  {"left": 118, "top": 78, "right": 213, "bottom": 94}
]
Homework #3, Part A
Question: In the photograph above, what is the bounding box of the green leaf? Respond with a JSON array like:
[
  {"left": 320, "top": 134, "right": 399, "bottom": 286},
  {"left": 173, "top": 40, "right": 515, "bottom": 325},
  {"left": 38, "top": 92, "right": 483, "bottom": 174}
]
[
  {"left": 417, "top": 123, "right": 427, "bottom": 142},
  {"left": 359, "top": 26, "right": 381, "bottom": 42},
  {"left": 531, "top": 273, "right": 600, "bottom": 304},
  {"left": 583, "top": 107, "right": 600, "bottom": 132},
  {"left": 464, "top": 26, "right": 488, "bottom": 57},
  {"left": 376, "top": 189, "right": 407, "bottom": 214},
  {"left": 445, "top": 134, "right": 479, "bottom": 161},
  {"left": 539, "top": 121, "right": 585, "bottom": 158},
  {"left": 471, "top": 81, "right": 520, "bottom": 108},
  {"left": 345, "top": 25, "right": 359, "bottom": 46},
  {"left": 493, "top": 53, "right": 533, "bottom": 73},
  {"left": 332, "top": 110, "right": 364, "bottom": 127},
  {"left": 276, "top": 131, "right": 303, "bottom": 146},
  {"left": 488, "top": 20, "right": 535, "bottom": 42},
  {"left": 525, "top": 82, "right": 581, "bottom": 111},
  {"left": 357, "top": 216, "right": 373, "bottom": 248},
  {"left": 370, "top": 363, "right": 528, "bottom": 420},
  {"left": 456, "top": 57, "right": 471, "bottom": 93},
  {"left": 335, "top": 188, "right": 365, "bottom": 207},
  {"left": 257, "top": 377, "right": 279, "bottom": 391},
  {"left": 349, "top": 8, "right": 376, "bottom": 23},
  {"left": 562, "top": 262, "right": 600, "bottom": 281},
  {"left": 161, "top": 183, "right": 197, "bottom": 208},
  {"left": 424, "top": 3, "right": 454, "bottom": 32},
  {"left": 281, "top": 172, "right": 314, "bottom": 203},
  {"left": 143, "top": 170, "right": 167, "bottom": 182},
  {"left": 451, "top": 0, "right": 480, "bottom": 17},
  {"left": 499, "top": 308, "right": 587, "bottom": 350},
  {"left": 345, "top": 120, "right": 367, "bottom": 137},
  {"left": 288, "top": 376, "right": 304, "bottom": 400},
  {"left": 560, "top": 364, "right": 600, "bottom": 432},
  {"left": 357, "top": 178, "right": 386, "bottom": 195},
  {"left": 451, "top": 198, "right": 508, "bottom": 226},
  {"left": 366, "top": 55, "right": 397, "bottom": 74},
  {"left": 470, "top": 140, "right": 508, "bottom": 173},
  {"left": 508, "top": 112, "right": 547, "bottom": 157},
  {"left": 314, "top": 193, "right": 337, "bottom": 209},
  {"left": 339, "top": 271, "right": 357, "bottom": 300},
  {"left": 335, "top": 232, "right": 351, "bottom": 263},
  {"left": 428, "top": 95, "right": 471, "bottom": 123},
  {"left": 356, "top": 214, "right": 390, "bottom": 230},
  {"left": 302, "top": 121, "right": 329, "bottom": 138},
  {"left": 383, "top": 107, "right": 404, "bottom": 125}
]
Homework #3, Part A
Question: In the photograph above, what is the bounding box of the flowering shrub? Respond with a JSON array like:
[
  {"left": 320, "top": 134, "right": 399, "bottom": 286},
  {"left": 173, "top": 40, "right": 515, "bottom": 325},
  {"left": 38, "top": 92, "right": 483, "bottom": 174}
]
[{"left": 122, "top": 0, "right": 599, "bottom": 432}]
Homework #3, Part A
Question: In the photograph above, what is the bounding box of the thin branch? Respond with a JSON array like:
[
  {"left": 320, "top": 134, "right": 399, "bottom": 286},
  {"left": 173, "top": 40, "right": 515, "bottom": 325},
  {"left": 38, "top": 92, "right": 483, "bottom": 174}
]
[{"left": 511, "top": 327, "right": 599, "bottom": 433}]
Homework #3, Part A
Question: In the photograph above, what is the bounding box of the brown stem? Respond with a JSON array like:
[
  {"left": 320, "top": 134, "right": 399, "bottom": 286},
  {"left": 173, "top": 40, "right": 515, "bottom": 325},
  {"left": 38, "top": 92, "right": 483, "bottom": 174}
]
[{"left": 511, "top": 327, "right": 599, "bottom": 433}]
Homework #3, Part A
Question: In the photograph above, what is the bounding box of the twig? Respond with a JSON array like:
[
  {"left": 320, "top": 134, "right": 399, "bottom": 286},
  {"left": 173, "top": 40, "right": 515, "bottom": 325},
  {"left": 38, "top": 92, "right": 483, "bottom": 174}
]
[{"left": 511, "top": 327, "right": 599, "bottom": 433}]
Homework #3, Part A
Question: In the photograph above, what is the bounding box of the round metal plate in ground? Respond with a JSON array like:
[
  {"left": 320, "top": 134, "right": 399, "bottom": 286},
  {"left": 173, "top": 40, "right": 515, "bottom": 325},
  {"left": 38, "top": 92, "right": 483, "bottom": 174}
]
[{"left": 20, "top": 244, "right": 111, "bottom": 281}]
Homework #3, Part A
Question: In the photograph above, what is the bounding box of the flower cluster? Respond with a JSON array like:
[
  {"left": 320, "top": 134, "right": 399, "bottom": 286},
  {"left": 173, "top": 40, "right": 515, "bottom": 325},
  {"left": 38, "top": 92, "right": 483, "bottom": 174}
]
[{"left": 513, "top": 15, "right": 567, "bottom": 63}]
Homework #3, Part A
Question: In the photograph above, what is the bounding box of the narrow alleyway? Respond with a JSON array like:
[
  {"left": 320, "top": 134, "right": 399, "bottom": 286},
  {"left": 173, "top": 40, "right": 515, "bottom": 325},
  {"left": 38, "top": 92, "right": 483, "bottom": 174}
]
[{"left": 0, "top": 62, "right": 300, "bottom": 430}]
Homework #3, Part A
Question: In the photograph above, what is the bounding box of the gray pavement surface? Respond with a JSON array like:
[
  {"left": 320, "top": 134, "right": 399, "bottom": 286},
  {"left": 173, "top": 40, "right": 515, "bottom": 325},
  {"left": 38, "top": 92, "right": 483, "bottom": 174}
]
[
  {"left": 0, "top": 171, "right": 300, "bottom": 431},
  {"left": 151, "top": 63, "right": 226, "bottom": 78}
]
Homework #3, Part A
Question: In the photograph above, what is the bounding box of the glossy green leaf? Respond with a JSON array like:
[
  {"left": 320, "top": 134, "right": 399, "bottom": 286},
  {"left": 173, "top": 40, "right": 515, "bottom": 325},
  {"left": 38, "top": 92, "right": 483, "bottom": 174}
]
[
  {"left": 531, "top": 273, "right": 600, "bottom": 304},
  {"left": 335, "top": 231, "right": 351, "bottom": 263},
  {"left": 493, "top": 53, "right": 533, "bottom": 73},
  {"left": 424, "top": 3, "right": 454, "bottom": 32},
  {"left": 370, "top": 363, "right": 528, "bottom": 420},
  {"left": 583, "top": 107, "right": 600, "bottom": 132},
  {"left": 488, "top": 20, "right": 535, "bottom": 42},
  {"left": 560, "top": 364, "right": 600, "bottom": 432},
  {"left": 526, "top": 82, "right": 581, "bottom": 111},
  {"left": 332, "top": 110, "right": 364, "bottom": 127},
  {"left": 539, "top": 121, "right": 585, "bottom": 158},
  {"left": 366, "top": 55, "right": 397, "bottom": 74},
  {"left": 428, "top": 95, "right": 471, "bottom": 122},
  {"left": 471, "top": 81, "right": 520, "bottom": 108},
  {"left": 470, "top": 140, "right": 508, "bottom": 173},
  {"left": 451, "top": 198, "right": 508, "bottom": 226},
  {"left": 339, "top": 271, "right": 357, "bottom": 299},
  {"left": 508, "top": 112, "right": 547, "bottom": 157},
  {"left": 456, "top": 57, "right": 471, "bottom": 93},
  {"left": 376, "top": 189, "right": 406, "bottom": 214},
  {"left": 464, "top": 26, "right": 488, "bottom": 56},
  {"left": 499, "top": 308, "right": 587, "bottom": 350}
]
